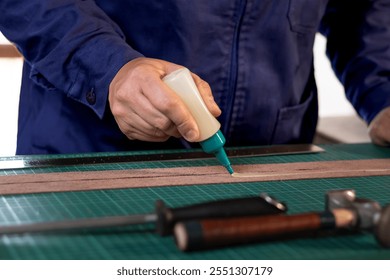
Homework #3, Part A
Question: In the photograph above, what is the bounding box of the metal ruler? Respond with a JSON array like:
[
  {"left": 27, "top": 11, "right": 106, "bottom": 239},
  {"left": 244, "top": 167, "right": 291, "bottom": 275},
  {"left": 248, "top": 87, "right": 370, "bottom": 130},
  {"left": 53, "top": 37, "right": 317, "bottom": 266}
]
[{"left": 0, "top": 144, "right": 324, "bottom": 171}]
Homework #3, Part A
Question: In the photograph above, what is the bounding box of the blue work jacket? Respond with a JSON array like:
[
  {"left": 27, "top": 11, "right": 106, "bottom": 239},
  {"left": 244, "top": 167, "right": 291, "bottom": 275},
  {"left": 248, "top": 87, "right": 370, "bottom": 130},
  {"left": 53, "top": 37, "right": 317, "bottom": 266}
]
[{"left": 1, "top": 0, "right": 389, "bottom": 154}]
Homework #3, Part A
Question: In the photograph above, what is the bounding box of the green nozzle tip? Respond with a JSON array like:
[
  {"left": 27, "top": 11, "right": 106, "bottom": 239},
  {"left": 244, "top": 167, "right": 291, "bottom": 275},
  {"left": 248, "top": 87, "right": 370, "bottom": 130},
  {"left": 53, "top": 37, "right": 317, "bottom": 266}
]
[
  {"left": 215, "top": 149, "right": 233, "bottom": 174},
  {"left": 226, "top": 165, "right": 234, "bottom": 175},
  {"left": 199, "top": 130, "right": 233, "bottom": 174}
]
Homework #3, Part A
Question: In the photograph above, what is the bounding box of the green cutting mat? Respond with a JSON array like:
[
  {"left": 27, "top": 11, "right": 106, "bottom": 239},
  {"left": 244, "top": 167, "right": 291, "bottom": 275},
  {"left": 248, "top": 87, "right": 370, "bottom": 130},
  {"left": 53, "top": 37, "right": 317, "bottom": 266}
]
[{"left": 0, "top": 144, "right": 389, "bottom": 260}]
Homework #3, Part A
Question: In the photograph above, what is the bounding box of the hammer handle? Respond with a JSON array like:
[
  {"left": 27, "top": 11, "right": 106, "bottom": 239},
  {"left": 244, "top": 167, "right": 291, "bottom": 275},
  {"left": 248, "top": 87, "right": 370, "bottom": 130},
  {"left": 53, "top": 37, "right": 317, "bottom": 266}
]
[
  {"left": 175, "top": 212, "right": 335, "bottom": 251},
  {"left": 156, "top": 195, "right": 286, "bottom": 235}
]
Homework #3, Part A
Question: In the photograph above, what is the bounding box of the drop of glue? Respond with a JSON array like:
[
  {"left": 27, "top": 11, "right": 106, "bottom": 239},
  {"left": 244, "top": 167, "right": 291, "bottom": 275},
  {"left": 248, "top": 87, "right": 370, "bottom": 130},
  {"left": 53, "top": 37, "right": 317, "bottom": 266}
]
[{"left": 231, "top": 172, "right": 268, "bottom": 178}]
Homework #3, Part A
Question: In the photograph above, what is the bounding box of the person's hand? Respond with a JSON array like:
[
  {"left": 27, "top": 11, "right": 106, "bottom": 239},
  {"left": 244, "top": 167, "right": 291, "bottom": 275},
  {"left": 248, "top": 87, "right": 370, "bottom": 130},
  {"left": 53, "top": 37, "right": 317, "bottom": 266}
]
[
  {"left": 368, "top": 106, "right": 390, "bottom": 147},
  {"left": 108, "top": 57, "right": 221, "bottom": 142}
]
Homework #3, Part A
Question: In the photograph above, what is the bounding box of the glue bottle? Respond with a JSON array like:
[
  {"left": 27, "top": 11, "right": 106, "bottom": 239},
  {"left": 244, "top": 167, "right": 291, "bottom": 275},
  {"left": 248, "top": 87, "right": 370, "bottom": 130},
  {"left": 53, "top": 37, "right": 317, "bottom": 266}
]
[{"left": 163, "top": 68, "right": 234, "bottom": 174}]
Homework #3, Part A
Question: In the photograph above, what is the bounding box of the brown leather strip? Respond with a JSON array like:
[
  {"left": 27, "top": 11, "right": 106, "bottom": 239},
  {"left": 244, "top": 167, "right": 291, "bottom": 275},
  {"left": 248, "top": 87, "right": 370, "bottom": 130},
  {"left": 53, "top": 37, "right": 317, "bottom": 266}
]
[{"left": 0, "top": 159, "right": 389, "bottom": 195}]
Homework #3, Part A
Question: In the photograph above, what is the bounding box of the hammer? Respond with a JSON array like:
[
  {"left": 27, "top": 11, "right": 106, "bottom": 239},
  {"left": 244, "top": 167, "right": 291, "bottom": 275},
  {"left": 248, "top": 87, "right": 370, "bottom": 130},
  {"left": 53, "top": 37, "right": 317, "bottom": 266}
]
[{"left": 174, "top": 189, "right": 390, "bottom": 251}]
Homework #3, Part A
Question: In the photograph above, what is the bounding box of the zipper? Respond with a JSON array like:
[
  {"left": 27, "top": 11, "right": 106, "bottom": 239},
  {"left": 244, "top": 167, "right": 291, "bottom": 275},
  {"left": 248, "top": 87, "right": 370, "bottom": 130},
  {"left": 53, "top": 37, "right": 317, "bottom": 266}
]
[{"left": 222, "top": 0, "right": 247, "bottom": 139}]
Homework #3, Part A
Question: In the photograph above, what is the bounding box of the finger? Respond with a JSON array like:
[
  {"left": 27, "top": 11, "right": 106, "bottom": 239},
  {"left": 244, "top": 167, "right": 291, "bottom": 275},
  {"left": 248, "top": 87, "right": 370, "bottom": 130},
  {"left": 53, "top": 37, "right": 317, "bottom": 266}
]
[
  {"left": 116, "top": 116, "right": 171, "bottom": 142},
  {"left": 126, "top": 130, "right": 170, "bottom": 142},
  {"left": 110, "top": 93, "right": 169, "bottom": 140},
  {"left": 112, "top": 76, "right": 179, "bottom": 140},
  {"left": 142, "top": 76, "right": 200, "bottom": 142},
  {"left": 191, "top": 73, "right": 221, "bottom": 117},
  {"left": 128, "top": 89, "right": 180, "bottom": 136},
  {"left": 126, "top": 86, "right": 183, "bottom": 139},
  {"left": 126, "top": 112, "right": 169, "bottom": 138}
]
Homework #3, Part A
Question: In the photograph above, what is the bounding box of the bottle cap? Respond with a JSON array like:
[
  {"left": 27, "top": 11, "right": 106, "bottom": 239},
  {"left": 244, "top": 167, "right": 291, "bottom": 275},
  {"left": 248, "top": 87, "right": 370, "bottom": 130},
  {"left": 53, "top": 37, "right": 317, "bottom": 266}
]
[{"left": 199, "top": 130, "right": 225, "bottom": 153}]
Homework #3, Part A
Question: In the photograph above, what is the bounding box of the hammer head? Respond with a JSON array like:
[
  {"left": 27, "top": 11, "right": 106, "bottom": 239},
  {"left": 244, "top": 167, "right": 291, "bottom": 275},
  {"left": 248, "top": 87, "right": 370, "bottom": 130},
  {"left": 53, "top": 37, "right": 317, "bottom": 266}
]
[{"left": 326, "top": 189, "right": 381, "bottom": 230}]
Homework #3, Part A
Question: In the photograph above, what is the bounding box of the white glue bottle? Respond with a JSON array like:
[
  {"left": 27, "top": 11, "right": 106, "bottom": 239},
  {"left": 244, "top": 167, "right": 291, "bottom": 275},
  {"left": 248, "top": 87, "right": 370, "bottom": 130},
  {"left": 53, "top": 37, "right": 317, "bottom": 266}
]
[{"left": 163, "top": 68, "right": 233, "bottom": 174}]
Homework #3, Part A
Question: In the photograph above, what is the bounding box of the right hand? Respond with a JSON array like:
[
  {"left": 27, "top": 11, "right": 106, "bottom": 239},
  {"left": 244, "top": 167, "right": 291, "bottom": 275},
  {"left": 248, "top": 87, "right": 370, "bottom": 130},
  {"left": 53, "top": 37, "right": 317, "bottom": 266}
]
[{"left": 108, "top": 57, "right": 221, "bottom": 142}]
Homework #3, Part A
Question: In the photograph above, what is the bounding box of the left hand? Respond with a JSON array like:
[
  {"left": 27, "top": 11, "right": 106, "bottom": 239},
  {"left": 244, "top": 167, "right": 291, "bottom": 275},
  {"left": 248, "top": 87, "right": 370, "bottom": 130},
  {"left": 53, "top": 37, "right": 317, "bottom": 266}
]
[{"left": 368, "top": 106, "right": 390, "bottom": 147}]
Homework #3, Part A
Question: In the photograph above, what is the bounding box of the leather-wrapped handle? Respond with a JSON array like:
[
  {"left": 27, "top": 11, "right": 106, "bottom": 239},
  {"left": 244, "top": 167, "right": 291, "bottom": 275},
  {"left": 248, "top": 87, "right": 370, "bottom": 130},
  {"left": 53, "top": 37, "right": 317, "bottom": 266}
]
[
  {"left": 156, "top": 195, "right": 287, "bottom": 235},
  {"left": 174, "top": 212, "right": 336, "bottom": 251}
]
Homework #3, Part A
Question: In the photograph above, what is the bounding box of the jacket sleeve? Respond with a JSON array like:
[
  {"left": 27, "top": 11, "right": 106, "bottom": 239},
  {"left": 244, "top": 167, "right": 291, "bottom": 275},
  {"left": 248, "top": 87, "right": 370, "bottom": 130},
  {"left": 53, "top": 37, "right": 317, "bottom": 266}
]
[
  {"left": 0, "top": 0, "right": 143, "bottom": 118},
  {"left": 320, "top": 0, "right": 390, "bottom": 124}
]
